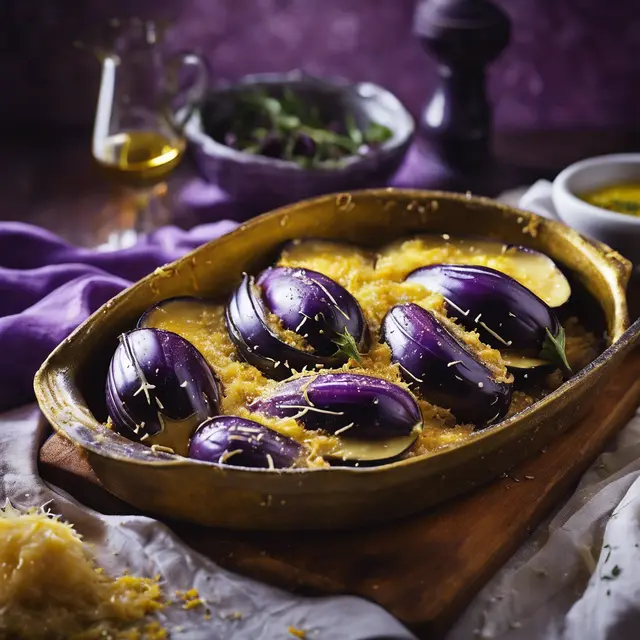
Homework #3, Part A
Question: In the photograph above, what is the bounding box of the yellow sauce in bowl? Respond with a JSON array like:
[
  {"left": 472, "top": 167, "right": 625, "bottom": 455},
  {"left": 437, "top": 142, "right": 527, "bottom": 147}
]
[{"left": 582, "top": 184, "right": 640, "bottom": 216}]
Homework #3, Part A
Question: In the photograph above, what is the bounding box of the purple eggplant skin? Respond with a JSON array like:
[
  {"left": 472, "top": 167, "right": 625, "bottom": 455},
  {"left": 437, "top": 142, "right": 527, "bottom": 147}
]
[
  {"left": 382, "top": 304, "right": 512, "bottom": 427},
  {"left": 257, "top": 266, "right": 367, "bottom": 357},
  {"left": 405, "top": 264, "right": 561, "bottom": 352},
  {"left": 106, "top": 328, "right": 220, "bottom": 443},
  {"left": 258, "top": 133, "right": 284, "bottom": 158},
  {"left": 292, "top": 132, "right": 316, "bottom": 158},
  {"left": 189, "top": 416, "right": 303, "bottom": 469},
  {"left": 226, "top": 273, "right": 363, "bottom": 379},
  {"left": 250, "top": 373, "right": 422, "bottom": 439},
  {"left": 226, "top": 274, "right": 339, "bottom": 378}
]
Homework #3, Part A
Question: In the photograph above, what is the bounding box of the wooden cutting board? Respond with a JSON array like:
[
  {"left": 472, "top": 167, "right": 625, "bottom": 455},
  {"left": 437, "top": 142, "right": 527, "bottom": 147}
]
[{"left": 40, "top": 347, "right": 640, "bottom": 639}]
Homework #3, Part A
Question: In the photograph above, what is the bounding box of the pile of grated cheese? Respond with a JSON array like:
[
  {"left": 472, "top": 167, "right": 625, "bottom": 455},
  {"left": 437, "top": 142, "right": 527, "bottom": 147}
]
[{"left": 0, "top": 502, "right": 166, "bottom": 640}]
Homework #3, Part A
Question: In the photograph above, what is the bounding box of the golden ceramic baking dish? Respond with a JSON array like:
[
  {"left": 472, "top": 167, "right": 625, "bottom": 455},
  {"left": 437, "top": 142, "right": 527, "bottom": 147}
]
[{"left": 35, "top": 189, "right": 638, "bottom": 530}]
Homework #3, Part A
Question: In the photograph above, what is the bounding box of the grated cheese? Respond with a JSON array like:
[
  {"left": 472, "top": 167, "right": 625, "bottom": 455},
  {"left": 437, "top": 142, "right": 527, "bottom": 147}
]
[
  {"left": 147, "top": 240, "right": 598, "bottom": 464},
  {"left": 176, "top": 588, "right": 204, "bottom": 611},
  {"left": 0, "top": 503, "right": 166, "bottom": 639}
]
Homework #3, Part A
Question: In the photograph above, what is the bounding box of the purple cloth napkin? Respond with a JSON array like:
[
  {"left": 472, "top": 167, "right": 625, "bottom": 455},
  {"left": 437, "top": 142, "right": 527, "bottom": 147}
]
[{"left": 0, "top": 220, "right": 238, "bottom": 411}]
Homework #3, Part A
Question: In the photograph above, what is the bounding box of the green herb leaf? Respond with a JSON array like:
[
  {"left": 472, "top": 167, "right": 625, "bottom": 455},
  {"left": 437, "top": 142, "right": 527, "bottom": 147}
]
[
  {"left": 302, "top": 126, "right": 358, "bottom": 152},
  {"left": 345, "top": 113, "right": 364, "bottom": 147},
  {"left": 261, "top": 96, "right": 282, "bottom": 118},
  {"left": 308, "top": 104, "right": 321, "bottom": 125},
  {"left": 293, "top": 155, "right": 313, "bottom": 169},
  {"left": 601, "top": 565, "right": 622, "bottom": 581},
  {"left": 239, "top": 143, "right": 262, "bottom": 155},
  {"left": 539, "top": 326, "right": 572, "bottom": 375},
  {"left": 332, "top": 327, "right": 363, "bottom": 365},
  {"left": 364, "top": 121, "right": 393, "bottom": 144},
  {"left": 278, "top": 114, "right": 301, "bottom": 130},
  {"left": 252, "top": 127, "right": 269, "bottom": 140},
  {"left": 610, "top": 199, "right": 640, "bottom": 214},
  {"left": 280, "top": 88, "right": 302, "bottom": 116},
  {"left": 218, "top": 87, "right": 392, "bottom": 169},
  {"left": 283, "top": 135, "right": 296, "bottom": 161}
]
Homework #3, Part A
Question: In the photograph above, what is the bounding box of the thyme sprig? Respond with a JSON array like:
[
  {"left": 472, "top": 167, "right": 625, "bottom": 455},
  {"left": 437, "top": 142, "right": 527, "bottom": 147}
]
[{"left": 332, "top": 327, "right": 363, "bottom": 365}]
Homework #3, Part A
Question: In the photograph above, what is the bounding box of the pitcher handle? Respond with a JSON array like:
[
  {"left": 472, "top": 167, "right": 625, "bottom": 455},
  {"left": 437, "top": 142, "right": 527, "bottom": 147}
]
[{"left": 163, "top": 51, "right": 209, "bottom": 132}]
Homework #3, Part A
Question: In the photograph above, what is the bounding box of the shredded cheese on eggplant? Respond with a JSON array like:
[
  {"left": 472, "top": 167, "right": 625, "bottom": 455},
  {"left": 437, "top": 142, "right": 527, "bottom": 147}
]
[{"left": 147, "top": 240, "right": 598, "bottom": 463}]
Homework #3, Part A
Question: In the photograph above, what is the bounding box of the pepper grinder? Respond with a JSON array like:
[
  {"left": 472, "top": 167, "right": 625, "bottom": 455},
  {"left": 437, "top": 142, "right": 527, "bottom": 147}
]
[{"left": 407, "top": 0, "right": 511, "bottom": 194}]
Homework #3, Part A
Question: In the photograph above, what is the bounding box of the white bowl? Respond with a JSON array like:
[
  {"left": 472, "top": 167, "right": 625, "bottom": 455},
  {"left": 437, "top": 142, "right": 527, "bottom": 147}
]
[{"left": 552, "top": 153, "right": 640, "bottom": 266}]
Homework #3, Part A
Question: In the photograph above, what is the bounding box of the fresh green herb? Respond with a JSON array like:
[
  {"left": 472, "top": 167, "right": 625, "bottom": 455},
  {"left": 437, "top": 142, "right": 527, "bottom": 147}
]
[
  {"left": 366, "top": 121, "right": 395, "bottom": 144},
  {"left": 332, "top": 327, "right": 363, "bottom": 365},
  {"left": 609, "top": 200, "right": 640, "bottom": 214},
  {"left": 601, "top": 565, "right": 622, "bottom": 581},
  {"left": 345, "top": 113, "right": 364, "bottom": 148},
  {"left": 212, "top": 89, "right": 393, "bottom": 169},
  {"left": 540, "top": 326, "right": 572, "bottom": 375}
]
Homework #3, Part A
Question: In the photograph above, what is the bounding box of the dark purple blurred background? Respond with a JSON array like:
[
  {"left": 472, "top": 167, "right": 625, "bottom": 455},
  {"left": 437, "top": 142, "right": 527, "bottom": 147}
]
[{"left": 2, "top": 0, "right": 639, "bottom": 135}]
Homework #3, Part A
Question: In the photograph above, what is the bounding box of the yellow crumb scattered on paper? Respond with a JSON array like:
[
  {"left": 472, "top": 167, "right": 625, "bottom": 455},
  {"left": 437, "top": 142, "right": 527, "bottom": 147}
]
[{"left": 0, "top": 502, "right": 165, "bottom": 639}]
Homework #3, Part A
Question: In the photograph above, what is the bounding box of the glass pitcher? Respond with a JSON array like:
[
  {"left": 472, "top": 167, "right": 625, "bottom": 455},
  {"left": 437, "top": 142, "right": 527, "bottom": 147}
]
[{"left": 90, "top": 18, "right": 208, "bottom": 248}]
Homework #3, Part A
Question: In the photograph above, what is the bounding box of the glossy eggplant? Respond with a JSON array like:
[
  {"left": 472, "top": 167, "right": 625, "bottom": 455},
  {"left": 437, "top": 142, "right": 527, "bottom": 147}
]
[
  {"left": 250, "top": 372, "right": 422, "bottom": 463},
  {"left": 405, "top": 264, "right": 570, "bottom": 372},
  {"left": 376, "top": 234, "right": 571, "bottom": 307},
  {"left": 257, "top": 267, "right": 367, "bottom": 355},
  {"left": 106, "top": 328, "right": 220, "bottom": 454},
  {"left": 382, "top": 303, "right": 512, "bottom": 426},
  {"left": 189, "top": 416, "right": 303, "bottom": 469},
  {"left": 225, "top": 269, "right": 366, "bottom": 379}
]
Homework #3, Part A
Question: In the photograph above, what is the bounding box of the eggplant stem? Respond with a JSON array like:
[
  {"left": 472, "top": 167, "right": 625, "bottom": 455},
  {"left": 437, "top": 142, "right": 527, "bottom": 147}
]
[
  {"left": 332, "top": 327, "right": 363, "bottom": 365},
  {"left": 540, "top": 326, "right": 572, "bottom": 375}
]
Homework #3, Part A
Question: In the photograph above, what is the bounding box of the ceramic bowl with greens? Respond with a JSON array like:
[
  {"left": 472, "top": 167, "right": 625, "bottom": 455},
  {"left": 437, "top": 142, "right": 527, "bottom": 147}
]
[{"left": 184, "top": 71, "right": 415, "bottom": 208}]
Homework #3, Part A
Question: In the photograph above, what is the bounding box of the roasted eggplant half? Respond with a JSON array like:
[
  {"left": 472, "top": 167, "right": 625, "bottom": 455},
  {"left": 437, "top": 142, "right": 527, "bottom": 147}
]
[{"left": 382, "top": 303, "right": 512, "bottom": 427}]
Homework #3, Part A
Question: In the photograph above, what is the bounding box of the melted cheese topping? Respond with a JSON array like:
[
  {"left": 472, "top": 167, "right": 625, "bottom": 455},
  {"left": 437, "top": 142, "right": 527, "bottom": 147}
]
[
  {"left": 0, "top": 504, "right": 165, "bottom": 639},
  {"left": 148, "top": 240, "right": 598, "bottom": 463}
]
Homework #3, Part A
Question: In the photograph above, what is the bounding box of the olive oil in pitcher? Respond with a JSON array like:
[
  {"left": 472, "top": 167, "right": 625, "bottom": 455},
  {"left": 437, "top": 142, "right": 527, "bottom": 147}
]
[{"left": 94, "top": 129, "right": 185, "bottom": 187}]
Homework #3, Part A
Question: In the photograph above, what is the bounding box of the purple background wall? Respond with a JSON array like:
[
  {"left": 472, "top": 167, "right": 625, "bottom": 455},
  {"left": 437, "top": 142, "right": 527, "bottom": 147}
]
[{"left": 2, "top": 0, "right": 639, "bottom": 134}]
